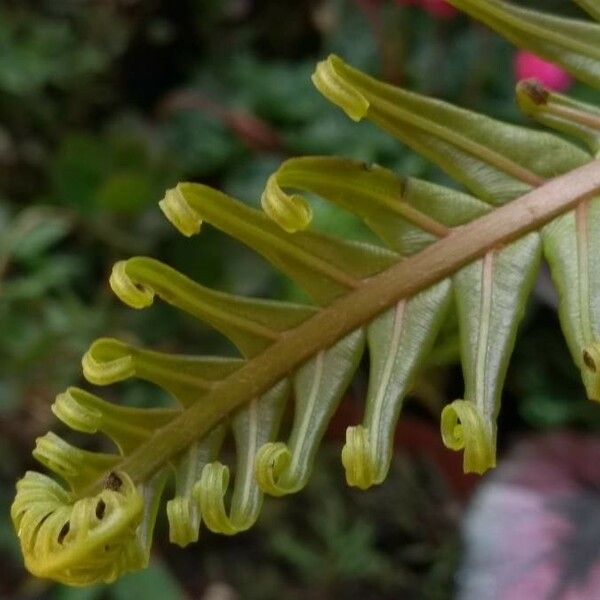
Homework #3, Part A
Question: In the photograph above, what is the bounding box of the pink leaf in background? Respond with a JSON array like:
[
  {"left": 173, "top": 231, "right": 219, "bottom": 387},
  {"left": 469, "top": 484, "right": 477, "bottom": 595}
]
[
  {"left": 459, "top": 434, "right": 600, "bottom": 599},
  {"left": 514, "top": 51, "right": 573, "bottom": 92}
]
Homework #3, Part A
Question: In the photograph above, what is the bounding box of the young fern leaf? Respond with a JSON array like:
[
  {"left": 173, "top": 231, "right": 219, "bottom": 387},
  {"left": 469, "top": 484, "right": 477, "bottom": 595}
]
[
  {"left": 311, "top": 54, "right": 595, "bottom": 471},
  {"left": 108, "top": 257, "right": 315, "bottom": 356},
  {"left": 12, "top": 19, "right": 600, "bottom": 584},
  {"left": 446, "top": 235, "right": 541, "bottom": 472},
  {"left": 13, "top": 386, "right": 170, "bottom": 585},
  {"left": 256, "top": 329, "right": 365, "bottom": 496},
  {"left": 262, "top": 157, "right": 487, "bottom": 479},
  {"left": 160, "top": 184, "right": 397, "bottom": 305},
  {"left": 313, "top": 54, "right": 589, "bottom": 204},
  {"left": 344, "top": 284, "right": 452, "bottom": 486},
  {"left": 261, "top": 155, "right": 487, "bottom": 253},
  {"left": 197, "top": 379, "right": 289, "bottom": 535},
  {"left": 514, "top": 85, "right": 600, "bottom": 400},
  {"left": 90, "top": 280, "right": 303, "bottom": 541},
  {"left": 12, "top": 158, "right": 600, "bottom": 586},
  {"left": 543, "top": 202, "right": 600, "bottom": 400},
  {"left": 313, "top": 52, "right": 600, "bottom": 454}
]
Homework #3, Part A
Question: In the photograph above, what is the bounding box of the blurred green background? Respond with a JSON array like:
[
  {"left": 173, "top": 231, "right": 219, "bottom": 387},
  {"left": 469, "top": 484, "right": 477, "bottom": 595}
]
[{"left": 1, "top": 1, "right": 599, "bottom": 598}]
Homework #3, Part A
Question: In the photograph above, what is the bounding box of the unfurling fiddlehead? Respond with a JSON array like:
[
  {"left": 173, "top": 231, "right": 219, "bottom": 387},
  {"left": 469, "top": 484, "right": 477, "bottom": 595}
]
[
  {"left": 12, "top": 0, "right": 600, "bottom": 584},
  {"left": 12, "top": 468, "right": 149, "bottom": 586}
]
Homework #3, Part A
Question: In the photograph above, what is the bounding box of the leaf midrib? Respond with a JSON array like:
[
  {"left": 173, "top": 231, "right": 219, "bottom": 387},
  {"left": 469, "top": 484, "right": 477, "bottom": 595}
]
[{"left": 80, "top": 158, "right": 600, "bottom": 497}]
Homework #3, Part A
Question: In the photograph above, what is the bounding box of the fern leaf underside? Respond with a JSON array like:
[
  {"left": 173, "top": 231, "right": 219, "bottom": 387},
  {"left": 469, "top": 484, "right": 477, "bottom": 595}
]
[{"left": 12, "top": 1, "right": 600, "bottom": 586}]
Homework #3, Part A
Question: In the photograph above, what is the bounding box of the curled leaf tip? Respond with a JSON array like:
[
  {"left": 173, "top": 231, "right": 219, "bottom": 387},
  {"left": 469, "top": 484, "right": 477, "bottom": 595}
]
[
  {"left": 261, "top": 173, "right": 312, "bottom": 233},
  {"left": 441, "top": 400, "right": 495, "bottom": 475},
  {"left": 582, "top": 344, "right": 600, "bottom": 401},
  {"left": 11, "top": 471, "right": 146, "bottom": 586},
  {"left": 52, "top": 388, "right": 103, "bottom": 435},
  {"left": 516, "top": 79, "right": 550, "bottom": 109},
  {"left": 82, "top": 339, "right": 135, "bottom": 386},
  {"left": 341, "top": 425, "right": 379, "bottom": 490},
  {"left": 159, "top": 184, "right": 202, "bottom": 237},
  {"left": 516, "top": 80, "right": 600, "bottom": 154},
  {"left": 197, "top": 462, "right": 233, "bottom": 534},
  {"left": 312, "top": 55, "right": 369, "bottom": 122},
  {"left": 109, "top": 261, "right": 155, "bottom": 309},
  {"left": 254, "top": 442, "right": 296, "bottom": 497},
  {"left": 33, "top": 433, "right": 87, "bottom": 481},
  {"left": 197, "top": 462, "right": 257, "bottom": 535},
  {"left": 166, "top": 497, "right": 200, "bottom": 547}
]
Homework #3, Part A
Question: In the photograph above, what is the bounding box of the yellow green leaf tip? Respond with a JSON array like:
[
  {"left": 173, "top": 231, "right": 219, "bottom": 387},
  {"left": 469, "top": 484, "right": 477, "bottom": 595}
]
[{"left": 441, "top": 400, "right": 495, "bottom": 475}]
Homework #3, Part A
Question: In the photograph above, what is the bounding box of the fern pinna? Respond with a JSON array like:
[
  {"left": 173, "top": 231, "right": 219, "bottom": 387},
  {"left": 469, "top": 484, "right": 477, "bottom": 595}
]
[{"left": 11, "top": 0, "right": 600, "bottom": 586}]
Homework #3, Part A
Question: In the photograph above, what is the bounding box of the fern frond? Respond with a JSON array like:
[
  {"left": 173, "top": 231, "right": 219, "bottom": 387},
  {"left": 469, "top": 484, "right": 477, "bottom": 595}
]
[{"left": 12, "top": 22, "right": 600, "bottom": 585}]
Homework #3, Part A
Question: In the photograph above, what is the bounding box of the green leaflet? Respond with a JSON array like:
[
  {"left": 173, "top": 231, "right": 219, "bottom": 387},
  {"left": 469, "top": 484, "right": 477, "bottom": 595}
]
[
  {"left": 444, "top": 234, "right": 542, "bottom": 473},
  {"left": 312, "top": 54, "right": 589, "bottom": 204},
  {"left": 447, "top": 0, "right": 600, "bottom": 89},
  {"left": 166, "top": 428, "right": 224, "bottom": 547},
  {"left": 574, "top": 0, "right": 600, "bottom": 22},
  {"left": 262, "top": 156, "right": 487, "bottom": 255},
  {"left": 256, "top": 329, "right": 365, "bottom": 496},
  {"left": 33, "top": 432, "right": 120, "bottom": 491},
  {"left": 166, "top": 380, "right": 290, "bottom": 544},
  {"left": 160, "top": 183, "right": 398, "bottom": 305},
  {"left": 543, "top": 197, "right": 600, "bottom": 400},
  {"left": 51, "top": 388, "right": 177, "bottom": 460},
  {"left": 517, "top": 80, "right": 600, "bottom": 156},
  {"left": 342, "top": 283, "right": 452, "bottom": 489},
  {"left": 83, "top": 338, "right": 243, "bottom": 406},
  {"left": 109, "top": 257, "right": 315, "bottom": 357},
  {"left": 198, "top": 379, "right": 289, "bottom": 535}
]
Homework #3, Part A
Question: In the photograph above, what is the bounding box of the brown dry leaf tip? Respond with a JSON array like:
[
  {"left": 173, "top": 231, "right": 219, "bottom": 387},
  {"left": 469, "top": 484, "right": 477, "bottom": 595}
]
[
  {"left": 520, "top": 79, "right": 550, "bottom": 106},
  {"left": 584, "top": 350, "right": 597, "bottom": 372},
  {"left": 105, "top": 472, "right": 123, "bottom": 491}
]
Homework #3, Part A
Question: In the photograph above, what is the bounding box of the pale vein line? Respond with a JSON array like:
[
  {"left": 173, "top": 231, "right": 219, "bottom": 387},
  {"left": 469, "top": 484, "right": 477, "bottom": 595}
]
[
  {"left": 185, "top": 441, "right": 198, "bottom": 492},
  {"left": 576, "top": 200, "right": 592, "bottom": 345},
  {"left": 238, "top": 398, "right": 258, "bottom": 515},
  {"left": 474, "top": 251, "right": 494, "bottom": 417},
  {"left": 289, "top": 351, "right": 324, "bottom": 474},
  {"left": 369, "top": 301, "right": 405, "bottom": 461}
]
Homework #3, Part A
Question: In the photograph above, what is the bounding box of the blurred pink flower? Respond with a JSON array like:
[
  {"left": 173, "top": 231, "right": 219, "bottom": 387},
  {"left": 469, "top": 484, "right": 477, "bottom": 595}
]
[
  {"left": 514, "top": 51, "right": 573, "bottom": 92},
  {"left": 396, "top": 0, "right": 457, "bottom": 19}
]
